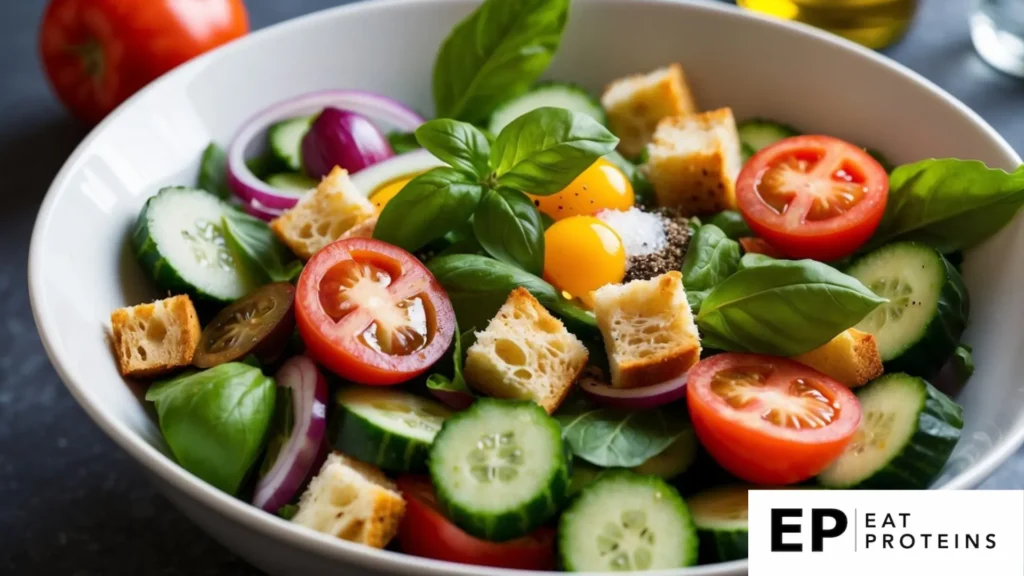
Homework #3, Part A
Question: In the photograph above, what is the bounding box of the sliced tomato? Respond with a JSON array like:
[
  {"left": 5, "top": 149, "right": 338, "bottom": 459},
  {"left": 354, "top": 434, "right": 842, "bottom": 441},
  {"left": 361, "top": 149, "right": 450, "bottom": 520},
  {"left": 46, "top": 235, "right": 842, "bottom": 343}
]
[
  {"left": 687, "top": 353, "right": 861, "bottom": 485},
  {"left": 396, "top": 476, "right": 557, "bottom": 570},
  {"left": 295, "top": 238, "right": 454, "bottom": 385},
  {"left": 738, "top": 237, "right": 785, "bottom": 259},
  {"left": 736, "top": 135, "right": 888, "bottom": 261}
]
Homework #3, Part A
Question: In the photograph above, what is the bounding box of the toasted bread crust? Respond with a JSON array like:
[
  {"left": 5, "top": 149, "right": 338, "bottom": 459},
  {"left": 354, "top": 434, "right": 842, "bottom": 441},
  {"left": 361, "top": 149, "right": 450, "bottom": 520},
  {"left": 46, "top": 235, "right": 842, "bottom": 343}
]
[
  {"left": 464, "top": 288, "right": 588, "bottom": 414},
  {"left": 793, "top": 328, "right": 884, "bottom": 388},
  {"left": 593, "top": 272, "right": 702, "bottom": 388},
  {"left": 110, "top": 294, "right": 201, "bottom": 378}
]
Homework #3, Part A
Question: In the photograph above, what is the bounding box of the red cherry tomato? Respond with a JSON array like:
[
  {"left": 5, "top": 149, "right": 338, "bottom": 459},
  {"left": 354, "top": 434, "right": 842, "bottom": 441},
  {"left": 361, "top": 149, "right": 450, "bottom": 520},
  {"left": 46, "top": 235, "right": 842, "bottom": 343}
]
[
  {"left": 687, "top": 353, "right": 861, "bottom": 485},
  {"left": 396, "top": 476, "right": 557, "bottom": 570},
  {"left": 738, "top": 237, "right": 786, "bottom": 259},
  {"left": 39, "top": 0, "right": 249, "bottom": 125},
  {"left": 295, "top": 238, "right": 455, "bottom": 385},
  {"left": 736, "top": 135, "right": 888, "bottom": 261}
]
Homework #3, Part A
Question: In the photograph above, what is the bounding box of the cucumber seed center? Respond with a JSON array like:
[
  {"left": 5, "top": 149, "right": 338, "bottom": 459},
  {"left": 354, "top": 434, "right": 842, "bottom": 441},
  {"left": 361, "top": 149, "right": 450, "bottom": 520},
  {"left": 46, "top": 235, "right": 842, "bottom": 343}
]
[
  {"left": 468, "top": 431, "right": 523, "bottom": 483},
  {"left": 860, "top": 277, "right": 913, "bottom": 331},
  {"left": 597, "top": 509, "right": 656, "bottom": 571},
  {"left": 847, "top": 410, "right": 895, "bottom": 455},
  {"left": 182, "top": 219, "right": 235, "bottom": 272}
]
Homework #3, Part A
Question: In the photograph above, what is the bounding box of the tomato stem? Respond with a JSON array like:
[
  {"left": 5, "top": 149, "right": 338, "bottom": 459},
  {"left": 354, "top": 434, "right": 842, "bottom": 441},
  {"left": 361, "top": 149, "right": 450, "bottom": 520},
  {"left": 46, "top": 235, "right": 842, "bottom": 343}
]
[{"left": 65, "top": 40, "right": 104, "bottom": 79}]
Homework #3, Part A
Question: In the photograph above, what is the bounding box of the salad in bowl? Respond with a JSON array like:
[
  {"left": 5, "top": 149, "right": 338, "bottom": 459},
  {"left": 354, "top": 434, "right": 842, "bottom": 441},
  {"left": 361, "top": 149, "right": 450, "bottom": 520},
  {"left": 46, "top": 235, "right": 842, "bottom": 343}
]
[{"left": 100, "top": 0, "right": 1018, "bottom": 571}]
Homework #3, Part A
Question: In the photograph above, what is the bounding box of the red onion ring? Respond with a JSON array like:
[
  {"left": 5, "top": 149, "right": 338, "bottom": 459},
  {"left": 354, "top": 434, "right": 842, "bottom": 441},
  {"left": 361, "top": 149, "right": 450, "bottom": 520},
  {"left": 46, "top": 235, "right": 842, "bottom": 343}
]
[
  {"left": 252, "top": 355, "right": 328, "bottom": 512},
  {"left": 227, "top": 90, "right": 424, "bottom": 212},
  {"left": 580, "top": 368, "right": 689, "bottom": 410}
]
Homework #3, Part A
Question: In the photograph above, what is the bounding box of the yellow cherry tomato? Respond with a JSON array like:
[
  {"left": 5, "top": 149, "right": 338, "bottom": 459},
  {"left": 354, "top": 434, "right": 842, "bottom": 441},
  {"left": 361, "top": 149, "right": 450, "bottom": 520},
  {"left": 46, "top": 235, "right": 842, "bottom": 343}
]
[
  {"left": 369, "top": 176, "right": 414, "bottom": 212},
  {"left": 529, "top": 157, "right": 634, "bottom": 221},
  {"left": 543, "top": 216, "right": 627, "bottom": 308}
]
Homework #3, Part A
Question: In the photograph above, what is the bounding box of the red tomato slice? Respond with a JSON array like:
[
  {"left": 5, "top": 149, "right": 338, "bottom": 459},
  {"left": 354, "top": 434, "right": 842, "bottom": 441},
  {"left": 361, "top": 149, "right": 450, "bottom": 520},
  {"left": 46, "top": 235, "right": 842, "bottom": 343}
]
[
  {"left": 738, "top": 237, "right": 785, "bottom": 259},
  {"left": 687, "top": 353, "right": 861, "bottom": 485},
  {"left": 396, "top": 476, "right": 557, "bottom": 570},
  {"left": 295, "top": 238, "right": 454, "bottom": 385},
  {"left": 736, "top": 135, "right": 888, "bottom": 261}
]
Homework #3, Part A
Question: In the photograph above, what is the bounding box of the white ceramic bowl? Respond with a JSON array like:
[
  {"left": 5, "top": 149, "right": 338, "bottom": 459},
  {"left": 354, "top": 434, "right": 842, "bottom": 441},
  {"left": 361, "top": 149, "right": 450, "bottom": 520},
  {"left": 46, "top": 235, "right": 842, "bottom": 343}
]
[{"left": 28, "top": 0, "right": 1024, "bottom": 574}]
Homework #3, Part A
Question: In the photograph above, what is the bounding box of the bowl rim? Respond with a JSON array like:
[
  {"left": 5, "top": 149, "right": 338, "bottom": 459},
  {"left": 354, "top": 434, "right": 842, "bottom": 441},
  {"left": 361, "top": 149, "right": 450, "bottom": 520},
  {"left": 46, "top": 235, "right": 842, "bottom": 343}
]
[{"left": 28, "top": 0, "right": 1024, "bottom": 574}]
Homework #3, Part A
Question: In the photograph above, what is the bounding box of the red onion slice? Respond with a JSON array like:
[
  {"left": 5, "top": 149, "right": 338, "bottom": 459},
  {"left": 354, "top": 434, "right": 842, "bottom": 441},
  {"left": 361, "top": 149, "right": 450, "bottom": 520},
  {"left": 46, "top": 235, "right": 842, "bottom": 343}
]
[
  {"left": 227, "top": 90, "right": 424, "bottom": 212},
  {"left": 429, "top": 388, "right": 475, "bottom": 410},
  {"left": 580, "top": 369, "right": 689, "bottom": 410},
  {"left": 253, "top": 355, "right": 328, "bottom": 512}
]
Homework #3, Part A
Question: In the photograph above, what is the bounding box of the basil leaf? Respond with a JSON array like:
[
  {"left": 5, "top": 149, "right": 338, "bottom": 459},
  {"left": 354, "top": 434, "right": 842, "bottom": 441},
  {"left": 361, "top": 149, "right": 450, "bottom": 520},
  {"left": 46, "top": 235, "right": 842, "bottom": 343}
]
[
  {"left": 146, "top": 363, "right": 276, "bottom": 495},
  {"left": 427, "top": 326, "right": 475, "bottom": 397},
  {"left": 387, "top": 131, "right": 422, "bottom": 155},
  {"left": 427, "top": 254, "right": 597, "bottom": 338},
  {"left": 738, "top": 252, "right": 779, "bottom": 270},
  {"left": 415, "top": 119, "right": 491, "bottom": 177},
  {"left": 556, "top": 402, "right": 690, "bottom": 467},
  {"left": 222, "top": 212, "right": 303, "bottom": 283},
  {"left": 277, "top": 504, "right": 299, "bottom": 520},
  {"left": 259, "top": 387, "right": 294, "bottom": 478},
  {"left": 705, "top": 210, "right": 753, "bottom": 240},
  {"left": 374, "top": 167, "right": 484, "bottom": 252},
  {"left": 953, "top": 343, "right": 975, "bottom": 383},
  {"left": 199, "top": 143, "right": 230, "bottom": 199},
  {"left": 696, "top": 258, "right": 887, "bottom": 356},
  {"left": 867, "top": 159, "right": 1024, "bottom": 253},
  {"left": 491, "top": 107, "right": 619, "bottom": 195},
  {"left": 432, "top": 0, "right": 569, "bottom": 122},
  {"left": 474, "top": 188, "right": 545, "bottom": 274},
  {"left": 681, "top": 224, "right": 741, "bottom": 314}
]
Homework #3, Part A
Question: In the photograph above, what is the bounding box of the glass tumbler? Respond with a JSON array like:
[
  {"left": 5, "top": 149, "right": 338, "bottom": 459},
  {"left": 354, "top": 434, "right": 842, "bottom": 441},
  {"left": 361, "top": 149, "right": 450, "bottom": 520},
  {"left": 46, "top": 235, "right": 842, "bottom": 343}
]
[{"left": 971, "top": 0, "right": 1024, "bottom": 77}]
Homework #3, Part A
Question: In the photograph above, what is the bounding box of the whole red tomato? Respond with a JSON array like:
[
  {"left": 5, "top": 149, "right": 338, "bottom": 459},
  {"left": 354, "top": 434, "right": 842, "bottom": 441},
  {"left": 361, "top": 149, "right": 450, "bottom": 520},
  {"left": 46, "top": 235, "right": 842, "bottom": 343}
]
[{"left": 39, "top": 0, "right": 249, "bottom": 125}]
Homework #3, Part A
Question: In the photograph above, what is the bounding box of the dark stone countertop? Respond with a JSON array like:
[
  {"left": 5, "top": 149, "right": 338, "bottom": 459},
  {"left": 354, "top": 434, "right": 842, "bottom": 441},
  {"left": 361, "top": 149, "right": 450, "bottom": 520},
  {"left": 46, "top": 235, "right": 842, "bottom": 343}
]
[{"left": 1, "top": 0, "right": 1021, "bottom": 574}]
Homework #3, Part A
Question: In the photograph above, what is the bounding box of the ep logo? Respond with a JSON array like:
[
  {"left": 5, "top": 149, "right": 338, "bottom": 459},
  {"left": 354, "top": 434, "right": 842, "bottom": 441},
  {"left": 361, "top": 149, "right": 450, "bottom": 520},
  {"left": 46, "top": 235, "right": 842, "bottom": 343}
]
[{"left": 771, "top": 508, "right": 848, "bottom": 552}]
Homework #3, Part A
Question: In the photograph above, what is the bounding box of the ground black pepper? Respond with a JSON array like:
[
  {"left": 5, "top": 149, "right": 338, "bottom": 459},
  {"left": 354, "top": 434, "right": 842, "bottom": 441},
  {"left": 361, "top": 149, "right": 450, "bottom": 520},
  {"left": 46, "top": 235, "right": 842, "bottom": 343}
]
[{"left": 623, "top": 207, "right": 692, "bottom": 282}]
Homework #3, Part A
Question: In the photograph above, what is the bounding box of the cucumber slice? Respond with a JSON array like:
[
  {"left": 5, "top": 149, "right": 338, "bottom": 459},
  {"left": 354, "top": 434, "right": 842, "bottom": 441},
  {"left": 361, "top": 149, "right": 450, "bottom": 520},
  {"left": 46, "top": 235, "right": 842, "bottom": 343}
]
[
  {"left": 132, "top": 187, "right": 259, "bottom": 302},
  {"left": 848, "top": 242, "right": 969, "bottom": 377},
  {"left": 818, "top": 373, "right": 963, "bottom": 489},
  {"left": 265, "top": 173, "right": 317, "bottom": 193},
  {"left": 737, "top": 119, "right": 799, "bottom": 155},
  {"left": 631, "top": 430, "right": 697, "bottom": 480},
  {"left": 331, "top": 387, "right": 452, "bottom": 473},
  {"left": 559, "top": 471, "right": 698, "bottom": 571},
  {"left": 268, "top": 115, "right": 314, "bottom": 172},
  {"left": 688, "top": 485, "right": 749, "bottom": 562},
  {"left": 429, "top": 399, "right": 570, "bottom": 541},
  {"left": 488, "top": 82, "right": 606, "bottom": 134}
]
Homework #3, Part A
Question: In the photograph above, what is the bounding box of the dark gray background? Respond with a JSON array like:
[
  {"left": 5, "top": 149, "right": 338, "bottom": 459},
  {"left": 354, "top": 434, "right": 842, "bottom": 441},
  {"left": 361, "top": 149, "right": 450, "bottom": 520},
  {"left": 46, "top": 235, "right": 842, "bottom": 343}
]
[{"left": 2, "top": 0, "right": 1022, "bottom": 574}]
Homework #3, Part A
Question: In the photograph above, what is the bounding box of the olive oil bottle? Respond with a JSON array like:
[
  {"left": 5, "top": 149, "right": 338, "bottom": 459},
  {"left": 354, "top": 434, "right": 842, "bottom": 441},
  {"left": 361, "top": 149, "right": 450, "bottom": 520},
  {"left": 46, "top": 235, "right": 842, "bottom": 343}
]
[{"left": 737, "top": 0, "right": 919, "bottom": 49}]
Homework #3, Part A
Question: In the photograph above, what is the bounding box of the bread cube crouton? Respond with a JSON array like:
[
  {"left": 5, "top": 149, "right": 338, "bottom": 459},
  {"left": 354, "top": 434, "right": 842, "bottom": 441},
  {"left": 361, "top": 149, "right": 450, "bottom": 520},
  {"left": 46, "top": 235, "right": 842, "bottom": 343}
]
[
  {"left": 601, "top": 64, "right": 699, "bottom": 159},
  {"left": 339, "top": 215, "right": 377, "bottom": 240},
  {"left": 291, "top": 452, "right": 405, "bottom": 549},
  {"left": 269, "top": 167, "right": 375, "bottom": 260},
  {"left": 793, "top": 328, "right": 884, "bottom": 388},
  {"left": 592, "top": 271, "right": 701, "bottom": 389},
  {"left": 463, "top": 288, "right": 588, "bottom": 414},
  {"left": 109, "top": 295, "right": 201, "bottom": 378},
  {"left": 645, "top": 108, "right": 743, "bottom": 215}
]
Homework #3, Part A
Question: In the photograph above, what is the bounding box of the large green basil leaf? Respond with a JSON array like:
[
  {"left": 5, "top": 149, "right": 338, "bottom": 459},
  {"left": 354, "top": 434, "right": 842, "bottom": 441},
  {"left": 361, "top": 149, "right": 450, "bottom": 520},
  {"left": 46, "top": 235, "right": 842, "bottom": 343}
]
[
  {"left": 199, "top": 143, "right": 230, "bottom": 199},
  {"left": 704, "top": 210, "right": 753, "bottom": 240},
  {"left": 432, "top": 0, "right": 569, "bottom": 123},
  {"left": 415, "top": 119, "right": 491, "bottom": 177},
  {"left": 374, "top": 167, "right": 484, "bottom": 252},
  {"left": 556, "top": 400, "right": 691, "bottom": 468},
  {"left": 146, "top": 363, "right": 276, "bottom": 495},
  {"left": 427, "top": 254, "right": 597, "bottom": 338},
  {"left": 222, "top": 212, "right": 303, "bottom": 283},
  {"left": 696, "top": 258, "right": 887, "bottom": 356},
  {"left": 473, "top": 188, "right": 545, "bottom": 275},
  {"left": 491, "top": 107, "right": 619, "bottom": 195},
  {"left": 867, "top": 159, "right": 1024, "bottom": 253},
  {"left": 681, "top": 224, "right": 741, "bottom": 313}
]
